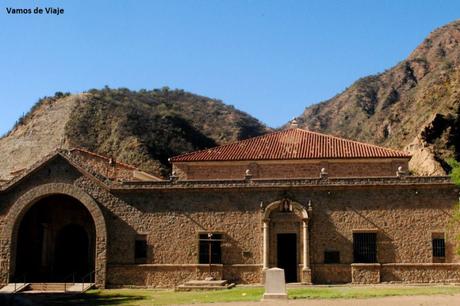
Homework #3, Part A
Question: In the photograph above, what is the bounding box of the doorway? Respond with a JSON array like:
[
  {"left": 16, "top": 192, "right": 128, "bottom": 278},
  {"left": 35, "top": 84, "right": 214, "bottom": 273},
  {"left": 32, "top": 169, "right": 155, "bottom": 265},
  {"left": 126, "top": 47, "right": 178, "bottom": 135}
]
[{"left": 277, "top": 233, "right": 297, "bottom": 282}]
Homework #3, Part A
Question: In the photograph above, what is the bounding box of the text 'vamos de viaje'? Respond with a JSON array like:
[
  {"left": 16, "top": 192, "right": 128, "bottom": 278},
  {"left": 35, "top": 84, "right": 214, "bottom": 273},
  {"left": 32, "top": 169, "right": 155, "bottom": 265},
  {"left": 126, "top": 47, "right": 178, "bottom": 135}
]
[{"left": 5, "top": 6, "right": 64, "bottom": 16}]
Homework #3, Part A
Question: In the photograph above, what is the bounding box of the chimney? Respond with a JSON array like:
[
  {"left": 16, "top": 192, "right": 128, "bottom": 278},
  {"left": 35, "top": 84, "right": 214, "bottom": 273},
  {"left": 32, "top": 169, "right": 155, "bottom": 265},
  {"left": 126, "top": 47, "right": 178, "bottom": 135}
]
[{"left": 290, "top": 118, "right": 299, "bottom": 129}]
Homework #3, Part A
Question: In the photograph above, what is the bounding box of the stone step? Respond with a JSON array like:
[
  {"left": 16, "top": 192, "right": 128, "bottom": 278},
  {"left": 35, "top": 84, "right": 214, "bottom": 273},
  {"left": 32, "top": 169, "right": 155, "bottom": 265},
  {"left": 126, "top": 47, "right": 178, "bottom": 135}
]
[
  {"left": 0, "top": 283, "right": 30, "bottom": 293},
  {"left": 185, "top": 280, "right": 228, "bottom": 287},
  {"left": 66, "top": 283, "right": 95, "bottom": 292},
  {"left": 28, "top": 283, "right": 69, "bottom": 292},
  {"left": 175, "top": 280, "right": 235, "bottom": 291}
]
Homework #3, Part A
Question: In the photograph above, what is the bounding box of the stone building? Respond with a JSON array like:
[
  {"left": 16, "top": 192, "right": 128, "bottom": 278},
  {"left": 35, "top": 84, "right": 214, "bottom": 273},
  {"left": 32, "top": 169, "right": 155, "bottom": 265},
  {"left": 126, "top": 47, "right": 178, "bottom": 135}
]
[{"left": 0, "top": 128, "right": 459, "bottom": 288}]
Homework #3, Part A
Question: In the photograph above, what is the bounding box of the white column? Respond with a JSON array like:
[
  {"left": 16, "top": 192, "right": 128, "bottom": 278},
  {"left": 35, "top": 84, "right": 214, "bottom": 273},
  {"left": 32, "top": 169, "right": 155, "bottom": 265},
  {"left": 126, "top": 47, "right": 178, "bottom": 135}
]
[
  {"left": 302, "top": 219, "right": 309, "bottom": 269},
  {"left": 263, "top": 219, "right": 269, "bottom": 269}
]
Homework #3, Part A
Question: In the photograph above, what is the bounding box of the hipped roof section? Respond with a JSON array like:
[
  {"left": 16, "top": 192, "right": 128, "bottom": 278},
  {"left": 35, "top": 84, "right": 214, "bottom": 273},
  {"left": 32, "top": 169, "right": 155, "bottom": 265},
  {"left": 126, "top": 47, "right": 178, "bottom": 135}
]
[{"left": 170, "top": 128, "right": 411, "bottom": 162}]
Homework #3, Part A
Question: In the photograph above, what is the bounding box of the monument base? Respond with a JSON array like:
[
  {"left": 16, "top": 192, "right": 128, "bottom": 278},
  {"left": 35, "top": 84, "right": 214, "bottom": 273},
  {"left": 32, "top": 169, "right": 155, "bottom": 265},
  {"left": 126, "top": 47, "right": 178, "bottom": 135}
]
[
  {"left": 262, "top": 293, "right": 288, "bottom": 300},
  {"left": 301, "top": 268, "right": 312, "bottom": 284}
]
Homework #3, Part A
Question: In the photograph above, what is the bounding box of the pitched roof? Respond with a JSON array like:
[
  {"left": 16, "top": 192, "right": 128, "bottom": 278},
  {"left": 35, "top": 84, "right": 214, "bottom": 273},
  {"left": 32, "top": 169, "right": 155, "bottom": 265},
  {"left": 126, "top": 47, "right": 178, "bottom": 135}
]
[
  {"left": 170, "top": 128, "right": 411, "bottom": 162},
  {"left": 68, "top": 148, "right": 162, "bottom": 181}
]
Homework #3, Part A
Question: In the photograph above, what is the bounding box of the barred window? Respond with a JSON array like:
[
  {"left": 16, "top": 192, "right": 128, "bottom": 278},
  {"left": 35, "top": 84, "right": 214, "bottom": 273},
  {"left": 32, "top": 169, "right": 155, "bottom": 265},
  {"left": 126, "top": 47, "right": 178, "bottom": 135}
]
[
  {"left": 432, "top": 238, "right": 445, "bottom": 257},
  {"left": 353, "top": 232, "right": 377, "bottom": 263},
  {"left": 324, "top": 251, "right": 340, "bottom": 264},
  {"left": 199, "top": 233, "right": 223, "bottom": 264}
]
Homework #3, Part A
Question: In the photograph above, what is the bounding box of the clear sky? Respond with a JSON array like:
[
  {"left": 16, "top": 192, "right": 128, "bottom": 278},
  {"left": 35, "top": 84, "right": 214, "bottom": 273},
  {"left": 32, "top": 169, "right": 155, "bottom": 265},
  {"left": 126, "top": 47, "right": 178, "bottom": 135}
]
[{"left": 1, "top": 0, "right": 460, "bottom": 135}]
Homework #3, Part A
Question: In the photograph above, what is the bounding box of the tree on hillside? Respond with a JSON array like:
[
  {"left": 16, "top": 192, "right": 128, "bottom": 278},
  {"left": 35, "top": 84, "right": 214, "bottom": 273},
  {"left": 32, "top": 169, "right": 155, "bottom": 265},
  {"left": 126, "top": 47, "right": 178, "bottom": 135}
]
[{"left": 448, "top": 159, "right": 460, "bottom": 255}]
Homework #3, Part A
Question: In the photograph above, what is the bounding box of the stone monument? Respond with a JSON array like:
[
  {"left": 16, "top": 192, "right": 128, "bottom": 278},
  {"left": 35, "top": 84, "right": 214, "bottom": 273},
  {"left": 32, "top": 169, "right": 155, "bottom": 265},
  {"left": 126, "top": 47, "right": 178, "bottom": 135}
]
[{"left": 262, "top": 268, "right": 288, "bottom": 300}]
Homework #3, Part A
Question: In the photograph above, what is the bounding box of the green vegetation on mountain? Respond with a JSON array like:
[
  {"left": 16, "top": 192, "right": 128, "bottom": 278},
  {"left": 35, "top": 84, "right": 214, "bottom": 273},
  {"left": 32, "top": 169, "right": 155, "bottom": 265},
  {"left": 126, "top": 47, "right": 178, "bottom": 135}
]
[
  {"left": 0, "top": 88, "right": 269, "bottom": 179},
  {"left": 294, "top": 20, "right": 460, "bottom": 175},
  {"left": 66, "top": 87, "right": 269, "bottom": 176}
]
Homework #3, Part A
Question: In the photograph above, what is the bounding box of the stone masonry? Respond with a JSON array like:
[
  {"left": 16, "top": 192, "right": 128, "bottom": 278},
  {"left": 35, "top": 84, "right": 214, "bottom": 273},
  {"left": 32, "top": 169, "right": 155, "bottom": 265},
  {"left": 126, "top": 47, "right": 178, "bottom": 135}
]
[
  {"left": 0, "top": 153, "right": 458, "bottom": 288},
  {"left": 0, "top": 128, "right": 459, "bottom": 288}
]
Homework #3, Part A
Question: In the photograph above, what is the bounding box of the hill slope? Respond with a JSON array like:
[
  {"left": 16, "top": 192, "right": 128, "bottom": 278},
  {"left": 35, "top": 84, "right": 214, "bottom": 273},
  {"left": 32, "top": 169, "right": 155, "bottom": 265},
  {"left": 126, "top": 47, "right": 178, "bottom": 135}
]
[
  {"left": 0, "top": 88, "right": 269, "bottom": 180},
  {"left": 294, "top": 20, "right": 460, "bottom": 175}
]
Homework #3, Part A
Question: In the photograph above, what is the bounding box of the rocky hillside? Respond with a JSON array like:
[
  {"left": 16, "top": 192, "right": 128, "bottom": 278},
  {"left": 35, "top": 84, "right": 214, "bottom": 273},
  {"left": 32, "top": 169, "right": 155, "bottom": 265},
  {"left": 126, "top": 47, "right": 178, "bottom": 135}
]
[
  {"left": 0, "top": 88, "right": 269, "bottom": 180},
  {"left": 295, "top": 20, "right": 460, "bottom": 175}
]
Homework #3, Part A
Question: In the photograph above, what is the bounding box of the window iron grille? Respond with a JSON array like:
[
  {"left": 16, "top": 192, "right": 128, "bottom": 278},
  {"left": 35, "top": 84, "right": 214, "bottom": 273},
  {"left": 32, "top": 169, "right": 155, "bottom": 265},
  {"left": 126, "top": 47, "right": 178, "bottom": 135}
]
[
  {"left": 353, "top": 232, "right": 377, "bottom": 263},
  {"left": 432, "top": 238, "right": 445, "bottom": 257}
]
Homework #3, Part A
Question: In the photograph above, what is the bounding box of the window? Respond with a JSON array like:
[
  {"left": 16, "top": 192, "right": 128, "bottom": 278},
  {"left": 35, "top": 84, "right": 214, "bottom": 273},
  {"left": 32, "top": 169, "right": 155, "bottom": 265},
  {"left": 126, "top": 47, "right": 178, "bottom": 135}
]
[
  {"left": 135, "top": 236, "right": 147, "bottom": 263},
  {"left": 199, "top": 233, "right": 223, "bottom": 264},
  {"left": 353, "top": 232, "right": 377, "bottom": 263},
  {"left": 324, "top": 251, "right": 340, "bottom": 264},
  {"left": 432, "top": 233, "right": 445, "bottom": 259}
]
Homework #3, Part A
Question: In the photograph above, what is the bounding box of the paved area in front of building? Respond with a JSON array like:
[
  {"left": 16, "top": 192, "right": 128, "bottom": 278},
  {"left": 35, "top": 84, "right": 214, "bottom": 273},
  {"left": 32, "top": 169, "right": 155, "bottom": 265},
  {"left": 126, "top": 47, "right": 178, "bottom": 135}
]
[{"left": 186, "top": 294, "right": 460, "bottom": 306}]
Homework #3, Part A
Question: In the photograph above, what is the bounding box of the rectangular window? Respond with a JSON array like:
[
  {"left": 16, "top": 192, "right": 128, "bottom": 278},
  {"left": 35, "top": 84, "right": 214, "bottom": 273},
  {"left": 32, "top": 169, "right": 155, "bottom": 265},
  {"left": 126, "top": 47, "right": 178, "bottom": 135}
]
[
  {"left": 353, "top": 232, "right": 377, "bottom": 263},
  {"left": 432, "top": 233, "right": 445, "bottom": 258},
  {"left": 324, "top": 251, "right": 340, "bottom": 264},
  {"left": 198, "top": 233, "right": 223, "bottom": 264},
  {"left": 135, "top": 236, "right": 147, "bottom": 263}
]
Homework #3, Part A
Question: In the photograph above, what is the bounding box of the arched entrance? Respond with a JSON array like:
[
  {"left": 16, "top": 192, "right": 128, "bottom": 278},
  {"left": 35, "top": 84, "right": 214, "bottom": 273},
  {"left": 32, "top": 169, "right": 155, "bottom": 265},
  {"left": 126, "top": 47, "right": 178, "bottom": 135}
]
[
  {"left": 0, "top": 183, "right": 107, "bottom": 288},
  {"left": 262, "top": 198, "right": 311, "bottom": 284},
  {"left": 15, "top": 194, "right": 96, "bottom": 282}
]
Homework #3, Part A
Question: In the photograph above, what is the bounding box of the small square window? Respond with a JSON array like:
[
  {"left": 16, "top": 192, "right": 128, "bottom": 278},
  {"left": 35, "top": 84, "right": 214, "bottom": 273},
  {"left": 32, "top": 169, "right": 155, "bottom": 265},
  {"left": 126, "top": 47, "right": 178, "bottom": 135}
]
[{"left": 324, "top": 251, "right": 340, "bottom": 264}]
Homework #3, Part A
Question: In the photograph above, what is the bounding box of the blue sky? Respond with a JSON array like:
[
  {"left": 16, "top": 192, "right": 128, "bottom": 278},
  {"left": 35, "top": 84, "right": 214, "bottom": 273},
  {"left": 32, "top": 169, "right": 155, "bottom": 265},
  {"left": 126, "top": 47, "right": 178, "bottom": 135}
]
[{"left": 1, "top": 0, "right": 459, "bottom": 135}]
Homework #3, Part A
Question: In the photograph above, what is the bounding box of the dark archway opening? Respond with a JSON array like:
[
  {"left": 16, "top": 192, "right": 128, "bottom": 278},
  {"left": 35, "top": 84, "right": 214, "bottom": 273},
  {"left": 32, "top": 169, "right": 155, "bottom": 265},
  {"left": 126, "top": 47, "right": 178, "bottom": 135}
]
[
  {"left": 55, "top": 224, "right": 90, "bottom": 278},
  {"left": 15, "top": 194, "right": 96, "bottom": 282}
]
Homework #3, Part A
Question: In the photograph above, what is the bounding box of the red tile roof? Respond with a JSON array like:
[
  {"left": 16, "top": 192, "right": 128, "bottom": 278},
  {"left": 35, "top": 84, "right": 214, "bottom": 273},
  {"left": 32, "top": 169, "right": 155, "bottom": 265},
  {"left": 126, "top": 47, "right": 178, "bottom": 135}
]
[{"left": 170, "top": 128, "right": 411, "bottom": 162}]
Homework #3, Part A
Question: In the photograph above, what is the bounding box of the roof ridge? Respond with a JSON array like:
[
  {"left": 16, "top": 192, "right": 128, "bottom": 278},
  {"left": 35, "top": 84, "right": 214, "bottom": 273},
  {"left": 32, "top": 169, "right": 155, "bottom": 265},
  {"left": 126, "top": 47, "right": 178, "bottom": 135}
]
[
  {"left": 70, "top": 147, "right": 138, "bottom": 170},
  {"left": 169, "top": 129, "right": 289, "bottom": 161}
]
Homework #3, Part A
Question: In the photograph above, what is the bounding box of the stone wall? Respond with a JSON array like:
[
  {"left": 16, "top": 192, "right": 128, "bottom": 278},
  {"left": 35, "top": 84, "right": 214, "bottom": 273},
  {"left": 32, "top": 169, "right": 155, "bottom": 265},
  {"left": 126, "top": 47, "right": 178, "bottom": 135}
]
[
  {"left": 311, "top": 264, "right": 351, "bottom": 284},
  {"left": 351, "top": 264, "right": 381, "bottom": 283},
  {"left": 381, "top": 263, "right": 460, "bottom": 283},
  {"left": 173, "top": 158, "right": 409, "bottom": 180},
  {"left": 107, "top": 264, "right": 262, "bottom": 288},
  {"left": 0, "top": 155, "right": 459, "bottom": 288}
]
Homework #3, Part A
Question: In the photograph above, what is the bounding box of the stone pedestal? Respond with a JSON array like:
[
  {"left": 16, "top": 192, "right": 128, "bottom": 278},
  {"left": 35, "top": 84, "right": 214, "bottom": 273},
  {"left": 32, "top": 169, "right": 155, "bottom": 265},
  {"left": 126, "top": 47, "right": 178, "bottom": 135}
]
[
  {"left": 301, "top": 268, "right": 312, "bottom": 284},
  {"left": 262, "top": 268, "right": 288, "bottom": 300}
]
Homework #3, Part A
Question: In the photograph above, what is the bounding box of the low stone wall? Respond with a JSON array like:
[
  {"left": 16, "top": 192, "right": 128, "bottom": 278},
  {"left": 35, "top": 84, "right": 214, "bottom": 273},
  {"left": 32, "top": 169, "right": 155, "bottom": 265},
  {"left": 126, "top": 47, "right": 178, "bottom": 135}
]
[
  {"left": 381, "top": 263, "right": 460, "bottom": 283},
  {"left": 311, "top": 264, "right": 351, "bottom": 284},
  {"left": 223, "top": 264, "right": 262, "bottom": 284},
  {"left": 351, "top": 264, "right": 381, "bottom": 284},
  {"left": 107, "top": 264, "right": 223, "bottom": 288},
  {"left": 107, "top": 264, "right": 262, "bottom": 288}
]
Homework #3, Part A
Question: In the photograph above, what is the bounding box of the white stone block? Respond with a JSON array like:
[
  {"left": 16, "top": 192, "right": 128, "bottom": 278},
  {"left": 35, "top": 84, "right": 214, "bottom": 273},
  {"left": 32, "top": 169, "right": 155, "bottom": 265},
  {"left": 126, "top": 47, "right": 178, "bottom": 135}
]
[{"left": 262, "top": 268, "right": 287, "bottom": 300}]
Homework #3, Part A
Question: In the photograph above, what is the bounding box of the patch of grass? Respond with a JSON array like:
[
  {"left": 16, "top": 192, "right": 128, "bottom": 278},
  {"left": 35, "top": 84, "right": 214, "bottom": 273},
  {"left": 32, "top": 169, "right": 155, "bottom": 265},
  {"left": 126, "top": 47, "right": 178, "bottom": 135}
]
[
  {"left": 21, "top": 287, "right": 264, "bottom": 306},
  {"left": 19, "top": 285, "right": 460, "bottom": 305},
  {"left": 288, "top": 285, "right": 460, "bottom": 299}
]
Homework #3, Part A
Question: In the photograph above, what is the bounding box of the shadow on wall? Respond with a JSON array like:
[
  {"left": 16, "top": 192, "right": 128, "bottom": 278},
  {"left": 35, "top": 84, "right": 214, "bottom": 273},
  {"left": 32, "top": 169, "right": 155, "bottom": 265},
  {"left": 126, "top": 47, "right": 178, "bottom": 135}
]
[
  {"left": 100, "top": 206, "right": 138, "bottom": 265},
  {"left": 310, "top": 211, "right": 352, "bottom": 284}
]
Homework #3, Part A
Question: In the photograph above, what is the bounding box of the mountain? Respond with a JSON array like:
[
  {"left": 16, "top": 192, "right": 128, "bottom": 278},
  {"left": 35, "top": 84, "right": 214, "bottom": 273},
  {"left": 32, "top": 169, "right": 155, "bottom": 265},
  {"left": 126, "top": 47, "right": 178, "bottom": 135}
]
[
  {"left": 0, "top": 88, "right": 269, "bottom": 180},
  {"left": 294, "top": 20, "right": 460, "bottom": 175},
  {"left": 4, "top": 20, "right": 460, "bottom": 180}
]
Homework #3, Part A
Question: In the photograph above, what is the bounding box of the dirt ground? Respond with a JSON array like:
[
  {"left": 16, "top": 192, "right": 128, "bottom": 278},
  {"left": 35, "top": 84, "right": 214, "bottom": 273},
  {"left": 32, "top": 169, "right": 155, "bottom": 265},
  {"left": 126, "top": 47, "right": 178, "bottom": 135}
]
[{"left": 187, "top": 294, "right": 460, "bottom": 306}]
